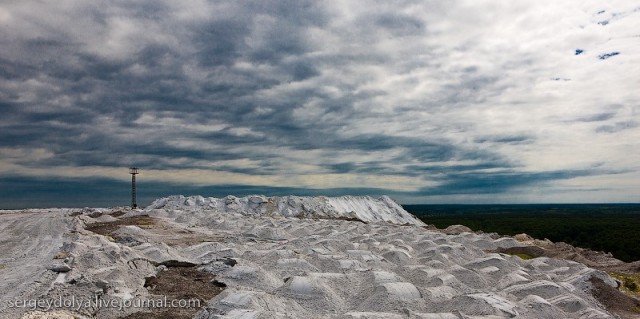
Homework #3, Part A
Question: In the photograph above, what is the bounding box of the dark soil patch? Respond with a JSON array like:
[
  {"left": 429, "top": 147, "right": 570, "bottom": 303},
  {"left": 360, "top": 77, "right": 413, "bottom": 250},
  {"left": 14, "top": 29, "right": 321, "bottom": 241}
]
[
  {"left": 85, "top": 215, "right": 227, "bottom": 247},
  {"left": 120, "top": 266, "right": 224, "bottom": 319},
  {"left": 111, "top": 210, "right": 127, "bottom": 217},
  {"left": 86, "top": 216, "right": 157, "bottom": 236},
  {"left": 590, "top": 276, "right": 640, "bottom": 318},
  {"left": 311, "top": 216, "right": 367, "bottom": 223},
  {"left": 331, "top": 216, "right": 367, "bottom": 223},
  {"left": 497, "top": 246, "right": 546, "bottom": 258}
]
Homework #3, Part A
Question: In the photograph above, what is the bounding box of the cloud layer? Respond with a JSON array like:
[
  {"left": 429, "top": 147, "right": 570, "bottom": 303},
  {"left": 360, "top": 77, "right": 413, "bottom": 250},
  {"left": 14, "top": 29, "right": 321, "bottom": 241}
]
[{"left": 1, "top": 0, "right": 639, "bottom": 207}]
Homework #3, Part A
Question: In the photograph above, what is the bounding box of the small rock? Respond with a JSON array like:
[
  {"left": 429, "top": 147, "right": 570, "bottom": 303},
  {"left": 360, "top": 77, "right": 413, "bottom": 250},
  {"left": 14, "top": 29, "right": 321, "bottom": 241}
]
[
  {"left": 85, "top": 208, "right": 103, "bottom": 218},
  {"left": 47, "top": 263, "right": 72, "bottom": 273},
  {"left": 53, "top": 251, "right": 68, "bottom": 259},
  {"left": 222, "top": 258, "right": 237, "bottom": 267},
  {"left": 95, "top": 279, "right": 109, "bottom": 289},
  {"left": 95, "top": 279, "right": 109, "bottom": 293},
  {"left": 65, "top": 272, "right": 82, "bottom": 284},
  {"left": 514, "top": 233, "right": 534, "bottom": 242},
  {"left": 443, "top": 224, "right": 473, "bottom": 235},
  {"left": 68, "top": 210, "right": 82, "bottom": 217},
  {"left": 249, "top": 195, "right": 267, "bottom": 204}
]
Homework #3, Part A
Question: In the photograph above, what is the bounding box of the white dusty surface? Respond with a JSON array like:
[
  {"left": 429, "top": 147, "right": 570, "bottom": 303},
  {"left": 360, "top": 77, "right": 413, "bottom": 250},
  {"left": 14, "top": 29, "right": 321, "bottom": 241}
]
[
  {"left": 0, "top": 196, "right": 621, "bottom": 318},
  {"left": 0, "top": 210, "right": 73, "bottom": 317}
]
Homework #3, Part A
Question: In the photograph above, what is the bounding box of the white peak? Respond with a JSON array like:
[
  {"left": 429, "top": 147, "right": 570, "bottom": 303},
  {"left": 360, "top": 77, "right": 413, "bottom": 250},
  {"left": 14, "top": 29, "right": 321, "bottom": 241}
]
[{"left": 146, "top": 195, "right": 425, "bottom": 226}]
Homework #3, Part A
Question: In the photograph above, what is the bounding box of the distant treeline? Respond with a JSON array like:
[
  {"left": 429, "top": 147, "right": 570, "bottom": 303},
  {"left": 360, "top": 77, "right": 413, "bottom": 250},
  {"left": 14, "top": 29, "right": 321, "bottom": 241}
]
[{"left": 404, "top": 204, "right": 640, "bottom": 263}]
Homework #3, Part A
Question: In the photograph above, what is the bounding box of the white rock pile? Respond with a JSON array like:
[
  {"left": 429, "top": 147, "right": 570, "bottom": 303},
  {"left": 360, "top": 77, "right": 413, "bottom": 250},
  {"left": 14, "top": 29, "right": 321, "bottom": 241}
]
[
  {"left": 146, "top": 195, "right": 425, "bottom": 226},
  {"left": 145, "top": 195, "right": 616, "bottom": 318},
  {"left": 10, "top": 195, "right": 619, "bottom": 319}
]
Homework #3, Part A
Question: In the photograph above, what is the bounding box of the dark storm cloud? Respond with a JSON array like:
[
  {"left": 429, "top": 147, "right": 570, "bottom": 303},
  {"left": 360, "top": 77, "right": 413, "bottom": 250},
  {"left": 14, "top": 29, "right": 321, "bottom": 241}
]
[
  {"left": 288, "top": 62, "right": 320, "bottom": 82},
  {"left": 0, "top": 57, "right": 33, "bottom": 80},
  {"left": 596, "top": 121, "right": 639, "bottom": 133},
  {"left": 406, "top": 163, "right": 509, "bottom": 175},
  {"left": 474, "top": 134, "right": 535, "bottom": 145},
  {"left": 324, "top": 161, "right": 407, "bottom": 176},
  {"left": 0, "top": 0, "right": 556, "bottom": 161},
  {"left": 193, "top": 19, "right": 251, "bottom": 67},
  {"left": 1, "top": 0, "right": 638, "bottom": 207},
  {"left": 370, "top": 13, "right": 425, "bottom": 37},
  {"left": 418, "top": 169, "right": 607, "bottom": 195},
  {"left": 575, "top": 112, "right": 616, "bottom": 122}
]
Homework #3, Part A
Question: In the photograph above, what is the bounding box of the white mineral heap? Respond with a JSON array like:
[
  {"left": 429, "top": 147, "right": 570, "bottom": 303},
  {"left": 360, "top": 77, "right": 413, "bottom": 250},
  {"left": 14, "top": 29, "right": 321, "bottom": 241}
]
[
  {"left": 146, "top": 195, "right": 426, "bottom": 226},
  {"left": 2, "top": 195, "right": 620, "bottom": 319}
]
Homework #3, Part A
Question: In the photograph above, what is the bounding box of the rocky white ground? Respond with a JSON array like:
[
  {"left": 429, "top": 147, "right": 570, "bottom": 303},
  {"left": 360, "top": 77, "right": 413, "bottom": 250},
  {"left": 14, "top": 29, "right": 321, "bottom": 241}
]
[
  {"left": 0, "top": 196, "right": 624, "bottom": 318},
  {"left": 0, "top": 209, "right": 75, "bottom": 316}
]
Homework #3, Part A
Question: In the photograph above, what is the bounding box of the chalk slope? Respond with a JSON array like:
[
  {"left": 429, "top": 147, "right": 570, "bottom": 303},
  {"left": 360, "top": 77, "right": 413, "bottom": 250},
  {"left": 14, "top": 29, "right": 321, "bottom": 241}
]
[{"left": 147, "top": 195, "right": 425, "bottom": 226}]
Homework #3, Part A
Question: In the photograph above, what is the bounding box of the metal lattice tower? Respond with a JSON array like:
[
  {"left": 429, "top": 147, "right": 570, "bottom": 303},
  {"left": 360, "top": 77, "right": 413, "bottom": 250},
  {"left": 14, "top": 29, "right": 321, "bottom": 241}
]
[{"left": 129, "top": 167, "right": 139, "bottom": 208}]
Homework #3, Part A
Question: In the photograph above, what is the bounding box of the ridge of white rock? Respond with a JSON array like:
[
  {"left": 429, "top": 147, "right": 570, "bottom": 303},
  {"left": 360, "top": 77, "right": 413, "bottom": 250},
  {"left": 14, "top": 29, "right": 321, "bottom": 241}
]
[
  {"left": 3, "top": 198, "right": 620, "bottom": 319},
  {"left": 146, "top": 195, "right": 425, "bottom": 226}
]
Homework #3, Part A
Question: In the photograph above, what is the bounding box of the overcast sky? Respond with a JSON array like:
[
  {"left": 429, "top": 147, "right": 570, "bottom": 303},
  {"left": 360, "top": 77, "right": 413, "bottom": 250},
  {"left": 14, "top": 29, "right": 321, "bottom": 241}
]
[{"left": 1, "top": 0, "right": 639, "bottom": 208}]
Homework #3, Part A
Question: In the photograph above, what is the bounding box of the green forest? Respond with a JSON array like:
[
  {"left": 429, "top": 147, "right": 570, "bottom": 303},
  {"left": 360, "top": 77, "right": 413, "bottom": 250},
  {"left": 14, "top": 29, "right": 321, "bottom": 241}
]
[{"left": 405, "top": 204, "right": 640, "bottom": 263}]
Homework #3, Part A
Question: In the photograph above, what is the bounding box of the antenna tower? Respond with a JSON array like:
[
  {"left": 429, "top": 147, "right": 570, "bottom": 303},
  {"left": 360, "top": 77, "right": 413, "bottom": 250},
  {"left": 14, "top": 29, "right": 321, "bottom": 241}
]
[{"left": 129, "top": 167, "right": 139, "bottom": 208}]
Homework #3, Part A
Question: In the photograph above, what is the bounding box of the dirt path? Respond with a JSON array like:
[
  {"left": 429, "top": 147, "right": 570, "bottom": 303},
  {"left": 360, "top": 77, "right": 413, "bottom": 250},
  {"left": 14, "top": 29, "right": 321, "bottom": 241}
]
[{"left": 0, "top": 210, "right": 71, "bottom": 318}]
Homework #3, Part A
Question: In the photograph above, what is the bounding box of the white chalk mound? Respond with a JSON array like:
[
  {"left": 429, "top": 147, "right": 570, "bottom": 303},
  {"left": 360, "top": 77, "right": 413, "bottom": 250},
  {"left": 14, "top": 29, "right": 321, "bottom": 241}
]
[
  {"left": 146, "top": 195, "right": 425, "bottom": 226},
  {"left": 1, "top": 196, "right": 620, "bottom": 319}
]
